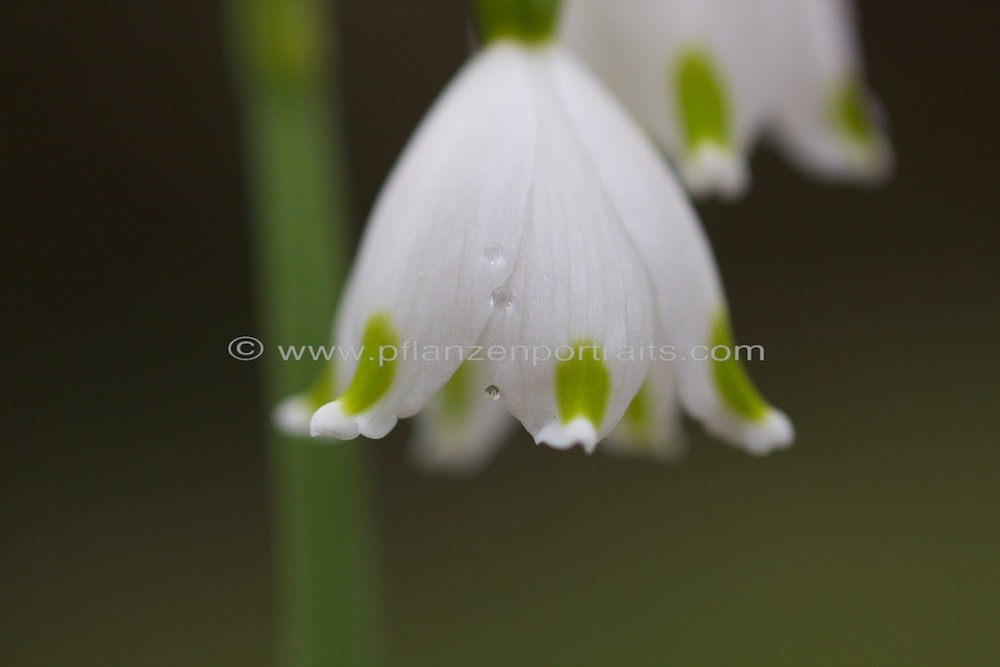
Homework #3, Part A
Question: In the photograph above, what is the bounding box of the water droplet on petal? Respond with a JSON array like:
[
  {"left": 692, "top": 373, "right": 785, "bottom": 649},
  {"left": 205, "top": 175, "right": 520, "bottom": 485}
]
[
  {"left": 485, "top": 385, "right": 500, "bottom": 400},
  {"left": 484, "top": 242, "right": 505, "bottom": 266},
  {"left": 491, "top": 287, "right": 513, "bottom": 309}
]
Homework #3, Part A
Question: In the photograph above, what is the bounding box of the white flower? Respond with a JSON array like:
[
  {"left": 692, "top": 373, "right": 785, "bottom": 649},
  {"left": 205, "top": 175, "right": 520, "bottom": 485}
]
[
  {"left": 278, "top": 38, "right": 793, "bottom": 468},
  {"left": 560, "top": 0, "right": 894, "bottom": 199}
]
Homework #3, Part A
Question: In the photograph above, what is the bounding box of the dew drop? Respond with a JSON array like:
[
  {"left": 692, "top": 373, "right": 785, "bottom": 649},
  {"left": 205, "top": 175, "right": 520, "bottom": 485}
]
[
  {"left": 484, "top": 242, "right": 505, "bottom": 266},
  {"left": 485, "top": 385, "right": 501, "bottom": 400},
  {"left": 491, "top": 287, "right": 513, "bottom": 309}
]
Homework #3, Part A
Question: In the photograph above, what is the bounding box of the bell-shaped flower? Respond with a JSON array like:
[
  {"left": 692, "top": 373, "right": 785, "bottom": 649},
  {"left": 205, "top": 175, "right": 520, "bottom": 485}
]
[
  {"left": 277, "top": 1, "right": 793, "bottom": 469},
  {"left": 560, "top": 0, "right": 893, "bottom": 199}
]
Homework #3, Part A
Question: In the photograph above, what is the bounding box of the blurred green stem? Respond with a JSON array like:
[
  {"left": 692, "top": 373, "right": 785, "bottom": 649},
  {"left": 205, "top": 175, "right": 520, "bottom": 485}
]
[{"left": 226, "top": 1, "right": 380, "bottom": 665}]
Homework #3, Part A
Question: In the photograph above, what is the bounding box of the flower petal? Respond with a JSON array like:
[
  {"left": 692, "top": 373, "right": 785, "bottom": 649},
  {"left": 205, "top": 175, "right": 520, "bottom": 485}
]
[
  {"left": 560, "top": 0, "right": 772, "bottom": 198},
  {"left": 477, "top": 50, "right": 656, "bottom": 453},
  {"left": 549, "top": 50, "right": 793, "bottom": 454},
  {"left": 767, "top": 0, "right": 893, "bottom": 181},
  {"left": 408, "top": 359, "right": 516, "bottom": 474},
  {"left": 311, "top": 44, "right": 538, "bottom": 440},
  {"left": 274, "top": 395, "right": 313, "bottom": 437},
  {"left": 273, "top": 364, "right": 335, "bottom": 437},
  {"left": 602, "top": 334, "right": 686, "bottom": 461}
]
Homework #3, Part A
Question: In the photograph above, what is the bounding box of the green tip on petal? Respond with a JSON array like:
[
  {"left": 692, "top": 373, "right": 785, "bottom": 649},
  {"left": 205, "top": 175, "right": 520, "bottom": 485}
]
[
  {"left": 476, "top": 0, "right": 562, "bottom": 45},
  {"left": 710, "top": 313, "right": 768, "bottom": 421},
  {"left": 832, "top": 76, "right": 877, "bottom": 146},
  {"left": 438, "top": 361, "right": 471, "bottom": 426},
  {"left": 338, "top": 313, "right": 399, "bottom": 416},
  {"left": 674, "top": 49, "right": 731, "bottom": 154},
  {"left": 622, "top": 381, "right": 652, "bottom": 437},
  {"left": 554, "top": 340, "right": 610, "bottom": 428}
]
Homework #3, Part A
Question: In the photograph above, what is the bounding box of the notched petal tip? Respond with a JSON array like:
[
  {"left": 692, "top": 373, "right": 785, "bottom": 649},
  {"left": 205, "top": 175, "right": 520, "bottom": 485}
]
[
  {"left": 310, "top": 401, "right": 358, "bottom": 440},
  {"left": 535, "top": 416, "right": 599, "bottom": 454},
  {"left": 750, "top": 408, "right": 795, "bottom": 454},
  {"left": 679, "top": 144, "right": 749, "bottom": 200},
  {"left": 705, "top": 406, "right": 794, "bottom": 457},
  {"left": 680, "top": 311, "right": 795, "bottom": 457},
  {"left": 310, "top": 400, "right": 398, "bottom": 441}
]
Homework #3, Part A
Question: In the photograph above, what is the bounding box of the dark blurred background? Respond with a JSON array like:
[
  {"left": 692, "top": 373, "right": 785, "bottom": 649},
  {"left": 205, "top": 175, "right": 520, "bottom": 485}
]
[{"left": 2, "top": 1, "right": 999, "bottom": 665}]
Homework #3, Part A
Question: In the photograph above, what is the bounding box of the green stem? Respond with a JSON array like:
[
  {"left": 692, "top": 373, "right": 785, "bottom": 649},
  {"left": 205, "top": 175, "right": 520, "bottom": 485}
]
[{"left": 225, "top": 1, "right": 381, "bottom": 665}]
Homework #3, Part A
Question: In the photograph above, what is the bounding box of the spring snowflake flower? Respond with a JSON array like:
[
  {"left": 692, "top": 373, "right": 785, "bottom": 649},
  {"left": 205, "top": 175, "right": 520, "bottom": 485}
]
[
  {"left": 560, "top": 0, "right": 894, "bottom": 199},
  {"left": 277, "top": 0, "right": 793, "bottom": 471}
]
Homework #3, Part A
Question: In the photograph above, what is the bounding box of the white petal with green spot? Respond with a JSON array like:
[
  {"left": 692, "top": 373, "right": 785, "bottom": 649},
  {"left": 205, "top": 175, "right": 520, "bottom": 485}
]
[
  {"left": 476, "top": 50, "right": 655, "bottom": 452},
  {"left": 309, "top": 44, "right": 538, "bottom": 440},
  {"left": 536, "top": 341, "right": 612, "bottom": 453},
  {"left": 312, "top": 312, "right": 401, "bottom": 439},
  {"left": 766, "top": 0, "right": 893, "bottom": 181},
  {"left": 560, "top": 0, "right": 892, "bottom": 191},
  {"left": 559, "top": 0, "right": 772, "bottom": 199},
  {"left": 604, "top": 332, "right": 686, "bottom": 461},
  {"left": 550, "top": 49, "right": 793, "bottom": 454}
]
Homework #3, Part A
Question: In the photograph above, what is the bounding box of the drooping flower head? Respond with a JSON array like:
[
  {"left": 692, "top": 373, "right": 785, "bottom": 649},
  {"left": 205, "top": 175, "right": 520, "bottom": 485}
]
[
  {"left": 277, "top": 0, "right": 793, "bottom": 472},
  {"left": 560, "top": 0, "right": 894, "bottom": 199}
]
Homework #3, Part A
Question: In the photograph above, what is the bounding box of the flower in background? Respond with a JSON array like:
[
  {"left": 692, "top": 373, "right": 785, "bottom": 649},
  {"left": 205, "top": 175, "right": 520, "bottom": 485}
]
[
  {"left": 560, "top": 0, "right": 893, "bottom": 199},
  {"left": 278, "top": 0, "right": 793, "bottom": 472}
]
